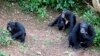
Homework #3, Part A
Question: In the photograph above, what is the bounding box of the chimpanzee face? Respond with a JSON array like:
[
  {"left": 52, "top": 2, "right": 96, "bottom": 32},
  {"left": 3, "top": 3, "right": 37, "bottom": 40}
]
[
  {"left": 7, "top": 21, "right": 15, "bottom": 31},
  {"left": 80, "top": 22, "right": 88, "bottom": 34}
]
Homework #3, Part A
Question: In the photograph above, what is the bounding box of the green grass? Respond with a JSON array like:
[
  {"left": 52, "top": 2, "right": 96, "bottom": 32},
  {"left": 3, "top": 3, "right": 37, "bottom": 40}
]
[
  {"left": 0, "top": 50, "right": 10, "bottom": 56},
  {"left": 0, "top": 29, "right": 13, "bottom": 46},
  {"left": 18, "top": 43, "right": 28, "bottom": 54},
  {"left": 43, "top": 38, "right": 54, "bottom": 46}
]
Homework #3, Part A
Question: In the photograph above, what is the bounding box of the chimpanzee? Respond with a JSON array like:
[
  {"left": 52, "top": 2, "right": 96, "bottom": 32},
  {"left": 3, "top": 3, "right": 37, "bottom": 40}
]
[
  {"left": 7, "top": 21, "right": 26, "bottom": 43},
  {"left": 68, "top": 21, "right": 95, "bottom": 49},
  {"left": 48, "top": 9, "right": 76, "bottom": 33}
]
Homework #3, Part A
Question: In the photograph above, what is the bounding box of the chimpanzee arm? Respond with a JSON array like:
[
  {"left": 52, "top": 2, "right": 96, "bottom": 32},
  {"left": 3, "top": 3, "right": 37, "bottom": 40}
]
[
  {"left": 88, "top": 25, "right": 96, "bottom": 39},
  {"left": 71, "top": 23, "right": 80, "bottom": 48},
  {"left": 12, "top": 31, "right": 24, "bottom": 39},
  {"left": 71, "top": 23, "right": 80, "bottom": 33},
  {"left": 69, "top": 14, "right": 75, "bottom": 33},
  {"left": 48, "top": 15, "right": 61, "bottom": 26}
]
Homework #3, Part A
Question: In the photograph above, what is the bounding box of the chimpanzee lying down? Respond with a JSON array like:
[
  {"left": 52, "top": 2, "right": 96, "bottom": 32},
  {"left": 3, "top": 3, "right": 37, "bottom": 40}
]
[
  {"left": 68, "top": 21, "right": 95, "bottom": 49},
  {"left": 48, "top": 9, "right": 76, "bottom": 33},
  {"left": 7, "top": 21, "right": 26, "bottom": 43}
]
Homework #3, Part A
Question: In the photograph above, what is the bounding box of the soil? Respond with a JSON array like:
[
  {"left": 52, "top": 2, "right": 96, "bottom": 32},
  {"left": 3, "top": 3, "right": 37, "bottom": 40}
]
[{"left": 0, "top": 3, "right": 100, "bottom": 56}]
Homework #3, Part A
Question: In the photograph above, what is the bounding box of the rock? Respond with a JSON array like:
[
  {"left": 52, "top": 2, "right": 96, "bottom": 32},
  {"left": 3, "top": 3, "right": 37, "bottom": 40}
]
[
  {"left": 63, "top": 51, "right": 69, "bottom": 54},
  {"left": 36, "top": 51, "right": 42, "bottom": 55}
]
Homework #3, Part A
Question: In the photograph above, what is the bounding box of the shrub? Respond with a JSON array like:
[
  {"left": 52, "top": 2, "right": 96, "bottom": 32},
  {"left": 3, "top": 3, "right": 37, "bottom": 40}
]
[
  {"left": 93, "top": 26, "right": 100, "bottom": 46},
  {"left": 0, "top": 28, "right": 13, "bottom": 46},
  {"left": 81, "top": 9, "right": 100, "bottom": 25},
  {"left": 18, "top": 0, "right": 47, "bottom": 17},
  {"left": 16, "top": 0, "right": 86, "bottom": 17}
]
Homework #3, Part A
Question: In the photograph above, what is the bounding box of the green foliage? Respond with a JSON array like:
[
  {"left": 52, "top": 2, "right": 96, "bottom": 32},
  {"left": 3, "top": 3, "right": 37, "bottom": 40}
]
[
  {"left": 81, "top": 9, "right": 100, "bottom": 25},
  {"left": 93, "top": 27, "right": 100, "bottom": 46},
  {"left": 0, "top": 29, "right": 13, "bottom": 46},
  {"left": 18, "top": 0, "right": 47, "bottom": 17},
  {"left": 17, "top": 0, "right": 86, "bottom": 17},
  {"left": 37, "top": 7, "right": 47, "bottom": 17},
  {"left": 0, "top": 50, "right": 10, "bottom": 56}
]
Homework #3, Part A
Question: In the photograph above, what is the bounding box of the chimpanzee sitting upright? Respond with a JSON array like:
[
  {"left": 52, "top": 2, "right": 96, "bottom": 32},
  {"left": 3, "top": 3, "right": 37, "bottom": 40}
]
[
  {"left": 48, "top": 9, "right": 76, "bottom": 33},
  {"left": 68, "top": 21, "right": 95, "bottom": 49},
  {"left": 7, "top": 21, "right": 26, "bottom": 43}
]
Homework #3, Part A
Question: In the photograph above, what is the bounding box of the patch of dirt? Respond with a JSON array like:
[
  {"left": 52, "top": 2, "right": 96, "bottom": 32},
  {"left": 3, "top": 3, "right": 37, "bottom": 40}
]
[{"left": 0, "top": 3, "right": 100, "bottom": 56}]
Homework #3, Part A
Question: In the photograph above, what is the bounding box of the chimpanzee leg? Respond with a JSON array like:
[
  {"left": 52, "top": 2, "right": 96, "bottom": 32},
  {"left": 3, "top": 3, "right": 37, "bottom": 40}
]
[
  {"left": 69, "top": 23, "right": 80, "bottom": 49},
  {"left": 73, "top": 37, "right": 80, "bottom": 49},
  {"left": 68, "top": 34, "right": 74, "bottom": 47},
  {"left": 68, "top": 33, "right": 80, "bottom": 49},
  {"left": 69, "top": 15, "right": 76, "bottom": 33},
  {"left": 19, "top": 34, "right": 25, "bottom": 43}
]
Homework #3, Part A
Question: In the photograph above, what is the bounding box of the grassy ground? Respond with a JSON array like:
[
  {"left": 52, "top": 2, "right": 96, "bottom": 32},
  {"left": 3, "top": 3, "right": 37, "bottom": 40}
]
[{"left": 0, "top": 2, "right": 100, "bottom": 56}]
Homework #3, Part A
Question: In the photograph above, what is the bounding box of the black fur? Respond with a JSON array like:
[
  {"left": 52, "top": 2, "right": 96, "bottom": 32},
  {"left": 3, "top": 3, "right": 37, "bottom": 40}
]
[
  {"left": 7, "top": 21, "right": 26, "bottom": 43},
  {"left": 68, "top": 22, "right": 95, "bottom": 49},
  {"left": 48, "top": 9, "right": 76, "bottom": 33}
]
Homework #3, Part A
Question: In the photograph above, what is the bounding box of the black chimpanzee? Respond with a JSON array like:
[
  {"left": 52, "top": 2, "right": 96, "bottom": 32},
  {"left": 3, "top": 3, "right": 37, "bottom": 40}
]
[
  {"left": 68, "top": 21, "right": 95, "bottom": 49},
  {"left": 7, "top": 21, "right": 26, "bottom": 43},
  {"left": 48, "top": 9, "right": 76, "bottom": 33}
]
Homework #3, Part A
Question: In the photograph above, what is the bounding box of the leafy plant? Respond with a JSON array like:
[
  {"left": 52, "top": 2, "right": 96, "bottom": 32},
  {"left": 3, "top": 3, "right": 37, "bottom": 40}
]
[
  {"left": 0, "top": 50, "right": 10, "bottom": 56},
  {"left": 0, "top": 29, "right": 13, "bottom": 46},
  {"left": 81, "top": 9, "right": 100, "bottom": 25},
  {"left": 18, "top": 0, "right": 47, "bottom": 17},
  {"left": 37, "top": 7, "right": 47, "bottom": 18},
  {"left": 93, "top": 27, "right": 100, "bottom": 46},
  {"left": 16, "top": 0, "right": 87, "bottom": 17}
]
